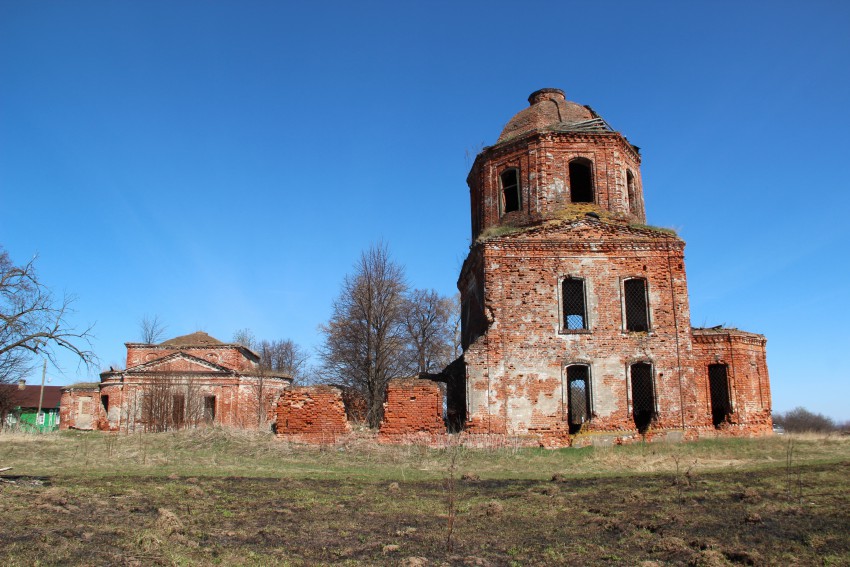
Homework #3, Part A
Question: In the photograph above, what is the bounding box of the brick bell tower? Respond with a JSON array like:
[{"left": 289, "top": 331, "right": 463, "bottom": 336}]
[
  {"left": 468, "top": 88, "right": 646, "bottom": 241},
  {"left": 450, "top": 88, "right": 772, "bottom": 445}
]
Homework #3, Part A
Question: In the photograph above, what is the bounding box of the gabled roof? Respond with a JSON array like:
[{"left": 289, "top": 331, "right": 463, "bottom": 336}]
[
  {"left": 125, "top": 351, "right": 237, "bottom": 375},
  {"left": 6, "top": 385, "right": 63, "bottom": 409}
]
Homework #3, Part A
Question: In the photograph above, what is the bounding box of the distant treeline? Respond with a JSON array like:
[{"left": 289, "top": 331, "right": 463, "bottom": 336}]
[{"left": 773, "top": 407, "right": 849, "bottom": 433}]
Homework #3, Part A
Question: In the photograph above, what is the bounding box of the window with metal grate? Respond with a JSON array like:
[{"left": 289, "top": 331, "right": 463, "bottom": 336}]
[
  {"left": 562, "top": 277, "right": 587, "bottom": 330},
  {"left": 567, "top": 365, "right": 591, "bottom": 433},
  {"left": 708, "top": 364, "right": 732, "bottom": 427},
  {"left": 624, "top": 278, "right": 649, "bottom": 332}
]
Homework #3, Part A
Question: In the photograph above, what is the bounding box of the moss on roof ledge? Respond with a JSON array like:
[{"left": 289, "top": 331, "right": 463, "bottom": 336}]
[
  {"left": 64, "top": 382, "right": 101, "bottom": 390},
  {"left": 475, "top": 204, "right": 678, "bottom": 244}
]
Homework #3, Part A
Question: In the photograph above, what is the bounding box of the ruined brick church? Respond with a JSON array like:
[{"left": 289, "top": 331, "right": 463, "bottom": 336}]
[
  {"left": 446, "top": 88, "right": 772, "bottom": 443},
  {"left": 59, "top": 88, "right": 773, "bottom": 446},
  {"left": 60, "top": 332, "right": 291, "bottom": 432}
]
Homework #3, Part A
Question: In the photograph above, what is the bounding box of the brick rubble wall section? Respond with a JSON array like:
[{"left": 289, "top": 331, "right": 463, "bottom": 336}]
[
  {"left": 59, "top": 388, "right": 107, "bottom": 430},
  {"left": 378, "top": 379, "right": 446, "bottom": 442},
  {"left": 276, "top": 386, "right": 351, "bottom": 443}
]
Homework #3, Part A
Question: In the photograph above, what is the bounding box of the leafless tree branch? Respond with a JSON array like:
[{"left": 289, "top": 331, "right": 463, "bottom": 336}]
[
  {"left": 318, "top": 242, "right": 409, "bottom": 428},
  {"left": 0, "top": 247, "right": 97, "bottom": 386},
  {"left": 139, "top": 314, "right": 167, "bottom": 344}
]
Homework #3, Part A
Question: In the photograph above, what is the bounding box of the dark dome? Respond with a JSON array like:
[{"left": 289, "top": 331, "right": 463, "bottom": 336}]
[{"left": 496, "top": 88, "right": 609, "bottom": 144}]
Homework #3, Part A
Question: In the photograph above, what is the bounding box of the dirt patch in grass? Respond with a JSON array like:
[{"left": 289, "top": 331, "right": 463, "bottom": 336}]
[
  {"left": 1, "top": 431, "right": 849, "bottom": 564},
  {"left": 0, "top": 462, "right": 848, "bottom": 565}
]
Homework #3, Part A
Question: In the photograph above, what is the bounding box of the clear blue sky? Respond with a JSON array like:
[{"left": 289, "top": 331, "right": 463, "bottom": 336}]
[{"left": 2, "top": 1, "right": 848, "bottom": 420}]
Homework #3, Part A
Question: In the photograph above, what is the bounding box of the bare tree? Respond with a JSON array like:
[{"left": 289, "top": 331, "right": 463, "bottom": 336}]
[
  {"left": 140, "top": 377, "right": 175, "bottom": 432},
  {"left": 0, "top": 247, "right": 96, "bottom": 411},
  {"left": 139, "top": 376, "right": 206, "bottom": 432},
  {"left": 402, "top": 289, "right": 456, "bottom": 374},
  {"left": 450, "top": 293, "right": 462, "bottom": 360},
  {"left": 318, "top": 242, "right": 408, "bottom": 428},
  {"left": 184, "top": 375, "right": 204, "bottom": 427},
  {"left": 232, "top": 328, "right": 257, "bottom": 351},
  {"left": 252, "top": 338, "right": 311, "bottom": 429},
  {"left": 232, "top": 330, "right": 309, "bottom": 427},
  {"left": 139, "top": 314, "right": 167, "bottom": 344},
  {"left": 256, "top": 339, "right": 309, "bottom": 382}
]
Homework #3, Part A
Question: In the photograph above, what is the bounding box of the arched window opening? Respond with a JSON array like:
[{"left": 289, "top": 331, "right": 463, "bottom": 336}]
[
  {"left": 500, "top": 168, "right": 520, "bottom": 214},
  {"left": 624, "top": 278, "right": 649, "bottom": 332},
  {"left": 630, "top": 362, "right": 655, "bottom": 433},
  {"left": 567, "top": 365, "right": 591, "bottom": 434},
  {"left": 562, "top": 277, "right": 587, "bottom": 330},
  {"left": 569, "top": 158, "right": 594, "bottom": 203},
  {"left": 626, "top": 169, "right": 637, "bottom": 214},
  {"left": 708, "top": 364, "right": 732, "bottom": 427}
]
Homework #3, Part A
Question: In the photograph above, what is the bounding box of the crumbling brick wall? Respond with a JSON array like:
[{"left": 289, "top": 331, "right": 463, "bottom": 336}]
[
  {"left": 378, "top": 379, "right": 446, "bottom": 443},
  {"left": 460, "top": 219, "right": 698, "bottom": 438},
  {"left": 454, "top": 89, "right": 772, "bottom": 443},
  {"left": 275, "top": 386, "right": 351, "bottom": 443},
  {"left": 692, "top": 328, "right": 772, "bottom": 436},
  {"left": 59, "top": 385, "right": 106, "bottom": 430},
  {"left": 467, "top": 92, "right": 647, "bottom": 242}
]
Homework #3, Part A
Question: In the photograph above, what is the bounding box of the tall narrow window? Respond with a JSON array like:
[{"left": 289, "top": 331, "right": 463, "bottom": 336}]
[
  {"left": 204, "top": 395, "right": 216, "bottom": 423},
  {"left": 624, "top": 278, "right": 649, "bottom": 332},
  {"left": 101, "top": 395, "right": 109, "bottom": 412},
  {"left": 172, "top": 394, "right": 185, "bottom": 429},
  {"left": 566, "top": 365, "right": 591, "bottom": 433},
  {"left": 630, "top": 362, "right": 655, "bottom": 433},
  {"left": 562, "top": 277, "right": 587, "bottom": 330},
  {"left": 708, "top": 364, "right": 732, "bottom": 427},
  {"left": 569, "top": 158, "right": 594, "bottom": 203},
  {"left": 626, "top": 169, "right": 637, "bottom": 214},
  {"left": 500, "top": 168, "right": 520, "bottom": 213}
]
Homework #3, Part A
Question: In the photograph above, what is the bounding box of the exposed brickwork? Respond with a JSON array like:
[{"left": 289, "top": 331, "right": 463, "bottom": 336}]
[
  {"left": 378, "top": 379, "right": 446, "bottom": 443},
  {"left": 468, "top": 89, "right": 645, "bottom": 243},
  {"left": 60, "top": 332, "right": 291, "bottom": 432},
  {"left": 275, "top": 386, "right": 351, "bottom": 443},
  {"left": 126, "top": 331, "right": 259, "bottom": 372},
  {"left": 460, "top": 218, "right": 698, "bottom": 437},
  {"left": 59, "top": 385, "right": 106, "bottom": 430},
  {"left": 454, "top": 88, "right": 772, "bottom": 443},
  {"left": 692, "top": 328, "right": 772, "bottom": 436}
]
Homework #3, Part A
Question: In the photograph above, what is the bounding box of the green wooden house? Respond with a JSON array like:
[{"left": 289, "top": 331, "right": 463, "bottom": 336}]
[{"left": 3, "top": 385, "right": 63, "bottom": 432}]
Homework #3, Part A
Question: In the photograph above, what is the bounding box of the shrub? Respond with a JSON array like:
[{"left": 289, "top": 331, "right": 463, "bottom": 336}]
[{"left": 773, "top": 407, "right": 836, "bottom": 433}]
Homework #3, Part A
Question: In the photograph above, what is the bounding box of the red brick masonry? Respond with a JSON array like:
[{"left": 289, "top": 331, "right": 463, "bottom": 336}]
[
  {"left": 379, "top": 379, "right": 446, "bottom": 443},
  {"left": 276, "top": 386, "right": 351, "bottom": 443}
]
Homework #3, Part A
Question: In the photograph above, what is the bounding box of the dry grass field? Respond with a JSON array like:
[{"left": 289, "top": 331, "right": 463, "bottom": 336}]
[{"left": 1, "top": 429, "right": 848, "bottom": 566}]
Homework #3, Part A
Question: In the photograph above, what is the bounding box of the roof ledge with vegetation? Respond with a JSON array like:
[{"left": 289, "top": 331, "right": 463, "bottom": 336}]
[{"left": 474, "top": 203, "right": 679, "bottom": 244}]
